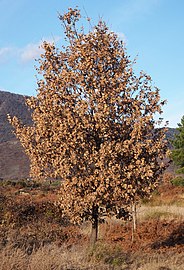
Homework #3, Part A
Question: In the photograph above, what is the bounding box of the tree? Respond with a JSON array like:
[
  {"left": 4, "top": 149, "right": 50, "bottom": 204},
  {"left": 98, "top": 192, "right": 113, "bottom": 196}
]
[
  {"left": 9, "top": 8, "right": 168, "bottom": 244},
  {"left": 171, "top": 115, "right": 184, "bottom": 174}
]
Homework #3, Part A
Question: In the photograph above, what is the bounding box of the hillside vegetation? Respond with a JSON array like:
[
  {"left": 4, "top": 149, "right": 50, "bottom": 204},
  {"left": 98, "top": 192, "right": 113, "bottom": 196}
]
[{"left": 0, "top": 176, "right": 183, "bottom": 269}]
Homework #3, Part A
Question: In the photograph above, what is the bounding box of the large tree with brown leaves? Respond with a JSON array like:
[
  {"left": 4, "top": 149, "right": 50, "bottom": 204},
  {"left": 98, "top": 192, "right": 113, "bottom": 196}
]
[{"left": 9, "top": 8, "right": 168, "bottom": 244}]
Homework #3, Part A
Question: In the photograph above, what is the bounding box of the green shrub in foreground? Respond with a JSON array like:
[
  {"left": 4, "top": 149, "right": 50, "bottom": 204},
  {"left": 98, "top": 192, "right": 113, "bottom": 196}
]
[{"left": 171, "top": 176, "right": 184, "bottom": 187}]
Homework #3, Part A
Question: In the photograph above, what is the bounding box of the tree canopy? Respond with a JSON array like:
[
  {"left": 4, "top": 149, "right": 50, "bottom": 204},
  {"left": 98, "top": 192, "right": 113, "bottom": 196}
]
[
  {"left": 9, "top": 7, "right": 168, "bottom": 243},
  {"left": 171, "top": 115, "right": 184, "bottom": 174}
]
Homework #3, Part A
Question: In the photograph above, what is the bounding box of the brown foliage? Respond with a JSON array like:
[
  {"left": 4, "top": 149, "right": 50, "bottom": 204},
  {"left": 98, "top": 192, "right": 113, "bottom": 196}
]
[
  {"left": 0, "top": 194, "right": 68, "bottom": 229},
  {"left": 0, "top": 181, "right": 184, "bottom": 270},
  {"left": 103, "top": 219, "right": 184, "bottom": 253},
  {"left": 9, "top": 8, "right": 168, "bottom": 240}
]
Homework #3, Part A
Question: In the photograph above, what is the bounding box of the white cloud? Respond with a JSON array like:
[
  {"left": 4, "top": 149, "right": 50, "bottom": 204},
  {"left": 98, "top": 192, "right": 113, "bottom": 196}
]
[
  {"left": 20, "top": 36, "right": 61, "bottom": 63},
  {"left": 0, "top": 47, "right": 11, "bottom": 57},
  {"left": 0, "top": 36, "right": 61, "bottom": 65},
  {"left": 0, "top": 47, "right": 12, "bottom": 62},
  {"left": 20, "top": 42, "right": 44, "bottom": 62}
]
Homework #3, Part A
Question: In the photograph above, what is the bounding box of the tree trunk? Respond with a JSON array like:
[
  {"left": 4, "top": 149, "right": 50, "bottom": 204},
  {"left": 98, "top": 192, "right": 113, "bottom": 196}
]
[
  {"left": 90, "top": 205, "right": 99, "bottom": 246},
  {"left": 132, "top": 202, "right": 137, "bottom": 242}
]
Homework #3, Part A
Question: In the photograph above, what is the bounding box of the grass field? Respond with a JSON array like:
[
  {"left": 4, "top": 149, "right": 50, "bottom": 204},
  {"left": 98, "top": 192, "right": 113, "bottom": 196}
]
[{"left": 0, "top": 176, "right": 183, "bottom": 269}]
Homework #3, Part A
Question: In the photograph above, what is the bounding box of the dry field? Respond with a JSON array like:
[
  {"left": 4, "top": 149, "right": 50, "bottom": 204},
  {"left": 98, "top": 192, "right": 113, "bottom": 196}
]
[{"left": 0, "top": 178, "right": 183, "bottom": 270}]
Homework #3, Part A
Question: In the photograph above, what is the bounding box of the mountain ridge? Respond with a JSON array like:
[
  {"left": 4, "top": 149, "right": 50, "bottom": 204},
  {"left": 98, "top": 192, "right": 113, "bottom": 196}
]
[{"left": 0, "top": 90, "right": 32, "bottom": 179}]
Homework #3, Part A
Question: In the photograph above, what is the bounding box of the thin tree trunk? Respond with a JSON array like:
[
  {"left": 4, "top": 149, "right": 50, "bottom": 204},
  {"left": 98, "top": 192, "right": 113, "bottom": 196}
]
[
  {"left": 90, "top": 205, "right": 99, "bottom": 246},
  {"left": 132, "top": 202, "right": 137, "bottom": 242}
]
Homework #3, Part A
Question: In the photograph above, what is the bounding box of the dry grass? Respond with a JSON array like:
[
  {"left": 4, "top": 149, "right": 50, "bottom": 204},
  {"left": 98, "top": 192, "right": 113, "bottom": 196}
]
[
  {"left": 132, "top": 252, "right": 184, "bottom": 270},
  {"left": 137, "top": 181, "right": 184, "bottom": 222},
  {"left": 0, "top": 246, "right": 28, "bottom": 270},
  {"left": 132, "top": 253, "right": 184, "bottom": 270},
  {"left": 0, "top": 180, "right": 184, "bottom": 269},
  {"left": 0, "top": 244, "right": 114, "bottom": 270},
  {"left": 137, "top": 205, "right": 184, "bottom": 221},
  {"left": 0, "top": 243, "right": 184, "bottom": 270}
]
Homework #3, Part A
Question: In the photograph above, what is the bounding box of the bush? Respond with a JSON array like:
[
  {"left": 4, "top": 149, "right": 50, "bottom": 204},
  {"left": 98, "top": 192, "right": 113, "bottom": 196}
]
[
  {"left": 88, "top": 242, "right": 128, "bottom": 267},
  {"left": 171, "top": 177, "right": 184, "bottom": 187},
  {"left": 0, "top": 196, "right": 69, "bottom": 228}
]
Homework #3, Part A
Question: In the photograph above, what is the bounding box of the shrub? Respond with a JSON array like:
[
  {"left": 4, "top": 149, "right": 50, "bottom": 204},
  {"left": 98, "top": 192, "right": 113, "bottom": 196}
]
[
  {"left": 171, "top": 176, "right": 184, "bottom": 187},
  {"left": 87, "top": 242, "right": 128, "bottom": 267}
]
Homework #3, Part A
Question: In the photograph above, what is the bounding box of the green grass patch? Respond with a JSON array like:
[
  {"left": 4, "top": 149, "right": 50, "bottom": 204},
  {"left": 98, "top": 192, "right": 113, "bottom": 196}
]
[
  {"left": 171, "top": 176, "right": 184, "bottom": 187},
  {"left": 87, "top": 242, "right": 129, "bottom": 267}
]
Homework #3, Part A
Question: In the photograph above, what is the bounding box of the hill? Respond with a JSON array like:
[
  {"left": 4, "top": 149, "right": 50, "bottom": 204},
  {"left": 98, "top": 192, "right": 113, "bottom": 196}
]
[
  {"left": 166, "top": 127, "right": 178, "bottom": 143},
  {"left": 0, "top": 90, "right": 32, "bottom": 180}
]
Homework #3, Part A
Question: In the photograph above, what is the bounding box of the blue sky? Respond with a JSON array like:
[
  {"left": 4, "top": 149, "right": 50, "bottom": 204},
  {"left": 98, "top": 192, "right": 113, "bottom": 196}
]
[{"left": 0, "top": 0, "right": 183, "bottom": 127}]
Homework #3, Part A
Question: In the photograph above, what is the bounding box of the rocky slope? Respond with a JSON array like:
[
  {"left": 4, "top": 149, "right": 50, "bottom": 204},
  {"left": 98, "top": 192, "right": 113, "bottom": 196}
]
[{"left": 0, "top": 90, "right": 32, "bottom": 180}]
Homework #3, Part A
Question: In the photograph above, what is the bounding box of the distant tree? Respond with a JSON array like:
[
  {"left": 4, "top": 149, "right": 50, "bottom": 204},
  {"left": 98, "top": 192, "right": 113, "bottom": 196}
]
[
  {"left": 171, "top": 115, "right": 184, "bottom": 174},
  {"left": 9, "top": 8, "right": 168, "bottom": 244}
]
